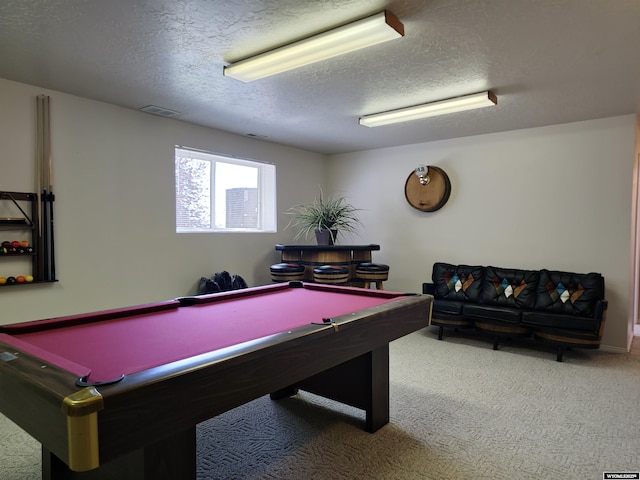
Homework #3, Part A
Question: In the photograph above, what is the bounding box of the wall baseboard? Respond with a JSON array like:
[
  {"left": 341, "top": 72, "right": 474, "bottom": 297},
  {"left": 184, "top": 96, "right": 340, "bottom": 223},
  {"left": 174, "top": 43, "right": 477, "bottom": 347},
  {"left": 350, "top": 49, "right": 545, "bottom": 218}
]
[{"left": 600, "top": 344, "right": 630, "bottom": 354}]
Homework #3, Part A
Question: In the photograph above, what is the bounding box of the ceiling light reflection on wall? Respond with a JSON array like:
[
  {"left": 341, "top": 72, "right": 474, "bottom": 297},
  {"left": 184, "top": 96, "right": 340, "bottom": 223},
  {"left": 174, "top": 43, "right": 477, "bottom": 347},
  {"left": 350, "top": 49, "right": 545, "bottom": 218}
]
[
  {"left": 359, "top": 91, "right": 498, "bottom": 127},
  {"left": 224, "top": 10, "right": 404, "bottom": 83}
]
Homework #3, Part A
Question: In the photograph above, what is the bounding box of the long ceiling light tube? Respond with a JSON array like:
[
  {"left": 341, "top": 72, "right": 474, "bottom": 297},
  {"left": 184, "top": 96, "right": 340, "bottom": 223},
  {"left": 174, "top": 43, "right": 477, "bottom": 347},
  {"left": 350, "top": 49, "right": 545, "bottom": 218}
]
[
  {"left": 224, "top": 10, "right": 404, "bottom": 82},
  {"left": 359, "top": 91, "right": 498, "bottom": 127}
]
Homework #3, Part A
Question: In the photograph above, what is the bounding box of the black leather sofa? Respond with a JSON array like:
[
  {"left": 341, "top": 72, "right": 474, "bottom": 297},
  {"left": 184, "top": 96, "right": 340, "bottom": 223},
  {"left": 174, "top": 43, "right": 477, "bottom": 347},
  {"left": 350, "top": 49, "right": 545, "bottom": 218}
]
[{"left": 422, "top": 262, "right": 607, "bottom": 361}]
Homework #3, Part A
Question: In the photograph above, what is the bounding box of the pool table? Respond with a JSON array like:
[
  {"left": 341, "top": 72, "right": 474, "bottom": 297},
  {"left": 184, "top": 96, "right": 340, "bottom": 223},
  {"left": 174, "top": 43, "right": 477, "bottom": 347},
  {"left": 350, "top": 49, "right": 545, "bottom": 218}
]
[{"left": 0, "top": 281, "right": 432, "bottom": 480}]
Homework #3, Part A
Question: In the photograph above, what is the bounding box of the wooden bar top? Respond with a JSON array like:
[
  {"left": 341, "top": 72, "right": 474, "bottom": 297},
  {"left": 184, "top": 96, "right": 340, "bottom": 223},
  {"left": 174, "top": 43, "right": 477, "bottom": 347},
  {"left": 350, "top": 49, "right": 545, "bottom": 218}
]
[{"left": 275, "top": 244, "right": 380, "bottom": 252}]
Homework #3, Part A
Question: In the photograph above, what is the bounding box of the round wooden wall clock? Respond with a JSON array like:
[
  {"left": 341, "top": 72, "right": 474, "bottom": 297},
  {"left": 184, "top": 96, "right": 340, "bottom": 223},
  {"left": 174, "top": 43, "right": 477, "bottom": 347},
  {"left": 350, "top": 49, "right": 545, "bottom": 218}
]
[{"left": 404, "top": 165, "right": 451, "bottom": 212}]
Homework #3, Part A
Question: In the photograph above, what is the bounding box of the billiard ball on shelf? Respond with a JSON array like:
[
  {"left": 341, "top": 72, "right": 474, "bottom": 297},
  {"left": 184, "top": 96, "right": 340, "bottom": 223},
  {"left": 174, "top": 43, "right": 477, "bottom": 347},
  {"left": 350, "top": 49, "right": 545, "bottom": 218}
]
[
  {"left": 6, "top": 276, "right": 16, "bottom": 284},
  {"left": 16, "top": 276, "right": 25, "bottom": 283},
  {"left": 1, "top": 241, "right": 10, "bottom": 249},
  {"left": 25, "top": 275, "right": 34, "bottom": 283},
  {"left": 20, "top": 240, "right": 29, "bottom": 248},
  {"left": 10, "top": 240, "right": 20, "bottom": 249},
  {"left": 25, "top": 246, "right": 33, "bottom": 253},
  {"left": 0, "top": 277, "right": 6, "bottom": 285}
]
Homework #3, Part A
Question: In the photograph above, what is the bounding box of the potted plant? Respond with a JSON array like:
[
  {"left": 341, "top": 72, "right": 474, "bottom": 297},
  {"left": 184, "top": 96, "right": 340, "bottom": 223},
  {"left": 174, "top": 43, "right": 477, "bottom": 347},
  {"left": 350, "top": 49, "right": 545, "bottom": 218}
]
[{"left": 286, "top": 191, "right": 361, "bottom": 245}]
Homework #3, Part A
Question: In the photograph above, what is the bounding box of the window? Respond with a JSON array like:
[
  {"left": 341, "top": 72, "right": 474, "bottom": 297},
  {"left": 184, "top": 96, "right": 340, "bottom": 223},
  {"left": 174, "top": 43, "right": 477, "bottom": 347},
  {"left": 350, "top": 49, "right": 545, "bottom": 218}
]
[{"left": 175, "top": 147, "right": 276, "bottom": 233}]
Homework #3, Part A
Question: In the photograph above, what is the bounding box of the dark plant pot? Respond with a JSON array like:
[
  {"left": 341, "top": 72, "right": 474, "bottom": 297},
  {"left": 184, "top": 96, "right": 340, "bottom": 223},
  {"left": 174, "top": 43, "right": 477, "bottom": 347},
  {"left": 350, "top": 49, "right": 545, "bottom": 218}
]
[{"left": 315, "top": 229, "right": 337, "bottom": 245}]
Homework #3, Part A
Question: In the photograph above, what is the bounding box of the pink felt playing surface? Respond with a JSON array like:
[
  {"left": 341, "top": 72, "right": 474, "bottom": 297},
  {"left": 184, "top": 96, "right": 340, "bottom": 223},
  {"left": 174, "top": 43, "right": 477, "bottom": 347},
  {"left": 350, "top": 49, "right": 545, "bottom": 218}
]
[{"left": 5, "top": 285, "right": 402, "bottom": 382}]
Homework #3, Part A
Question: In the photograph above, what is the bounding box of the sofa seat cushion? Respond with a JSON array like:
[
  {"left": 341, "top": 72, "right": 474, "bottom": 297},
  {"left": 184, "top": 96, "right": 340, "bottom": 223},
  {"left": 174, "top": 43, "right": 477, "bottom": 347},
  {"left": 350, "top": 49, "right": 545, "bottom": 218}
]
[
  {"left": 521, "top": 311, "right": 600, "bottom": 332},
  {"left": 534, "top": 270, "right": 604, "bottom": 316},
  {"left": 433, "top": 299, "right": 464, "bottom": 315},
  {"left": 432, "top": 263, "right": 484, "bottom": 302},
  {"left": 463, "top": 304, "right": 522, "bottom": 324},
  {"left": 479, "top": 266, "right": 538, "bottom": 309}
]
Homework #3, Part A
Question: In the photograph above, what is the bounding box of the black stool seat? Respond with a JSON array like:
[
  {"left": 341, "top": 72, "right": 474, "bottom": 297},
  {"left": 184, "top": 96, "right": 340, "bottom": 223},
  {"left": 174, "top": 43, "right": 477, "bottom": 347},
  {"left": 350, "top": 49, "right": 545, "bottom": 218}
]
[
  {"left": 270, "top": 263, "right": 305, "bottom": 282},
  {"left": 313, "top": 265, "right": 350, "bottom": 285},
  {"left": 355, "top": 263, "right": 389, "bottom": 289}
]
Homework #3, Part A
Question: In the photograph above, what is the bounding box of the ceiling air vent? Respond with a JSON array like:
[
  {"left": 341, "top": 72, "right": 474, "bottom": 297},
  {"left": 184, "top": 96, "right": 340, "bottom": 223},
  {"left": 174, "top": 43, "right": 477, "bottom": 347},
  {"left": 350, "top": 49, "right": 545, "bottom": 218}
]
[{"left": 139, "top": 105, "right": 181, "bottom": 117}]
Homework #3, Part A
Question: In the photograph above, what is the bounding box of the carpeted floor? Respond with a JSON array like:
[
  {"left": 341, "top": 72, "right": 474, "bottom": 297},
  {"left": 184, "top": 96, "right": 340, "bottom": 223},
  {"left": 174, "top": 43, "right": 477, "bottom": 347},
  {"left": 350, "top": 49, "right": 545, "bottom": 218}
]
[{"left": 2, "top": 327, "right": 640, "bottom": 479}]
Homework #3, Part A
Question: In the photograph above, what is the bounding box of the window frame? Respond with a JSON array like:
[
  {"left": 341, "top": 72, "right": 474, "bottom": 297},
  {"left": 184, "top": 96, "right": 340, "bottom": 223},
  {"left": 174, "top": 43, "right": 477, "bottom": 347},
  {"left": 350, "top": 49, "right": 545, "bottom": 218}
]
[{"left": 175, "top": 146, "right": 277, "bottom": 233}]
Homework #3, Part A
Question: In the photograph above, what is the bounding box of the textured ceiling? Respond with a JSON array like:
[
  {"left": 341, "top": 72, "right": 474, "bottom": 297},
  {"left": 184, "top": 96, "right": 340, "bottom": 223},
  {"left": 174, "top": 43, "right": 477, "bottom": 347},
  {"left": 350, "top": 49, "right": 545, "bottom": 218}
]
[{"left": 1, "top": 0, "right": 639, "bottom": 155}]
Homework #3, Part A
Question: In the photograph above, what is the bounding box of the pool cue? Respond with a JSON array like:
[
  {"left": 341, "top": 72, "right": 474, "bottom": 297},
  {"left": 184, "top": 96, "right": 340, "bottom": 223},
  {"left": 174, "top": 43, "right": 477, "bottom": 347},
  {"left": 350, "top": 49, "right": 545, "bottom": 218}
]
[
  {"left": 42, "top": 95, "right": 53, "bottom": 281},
  {"left": 35, "top": 96, "right": 45, "bottom": 281},
  {"left": 45, "top": 95, "right": 55, "bottom": 280},
  {"left": 40, "top": 95, "right": 49, "bottom": 281}
]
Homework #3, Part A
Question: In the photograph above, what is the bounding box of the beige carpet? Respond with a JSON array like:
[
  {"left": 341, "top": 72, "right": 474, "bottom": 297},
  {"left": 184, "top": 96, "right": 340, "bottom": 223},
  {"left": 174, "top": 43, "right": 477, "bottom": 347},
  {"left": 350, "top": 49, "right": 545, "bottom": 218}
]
[{"left": 2, "top": 327, "right": 640, "bottom": 479}]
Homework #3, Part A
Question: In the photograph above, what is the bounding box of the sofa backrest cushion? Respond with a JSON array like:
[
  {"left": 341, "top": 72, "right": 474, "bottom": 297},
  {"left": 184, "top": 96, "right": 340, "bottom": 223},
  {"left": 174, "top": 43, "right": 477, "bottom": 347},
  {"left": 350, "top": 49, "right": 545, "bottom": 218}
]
[
  {"left": 432, "top": 262, "right": 484, "bottom": 302},
  {"left": 480, "top": 266, "right": 539, "bottom": 309},
  {"left": 534, "top": 270, "right": 604, "bottom": 316}
]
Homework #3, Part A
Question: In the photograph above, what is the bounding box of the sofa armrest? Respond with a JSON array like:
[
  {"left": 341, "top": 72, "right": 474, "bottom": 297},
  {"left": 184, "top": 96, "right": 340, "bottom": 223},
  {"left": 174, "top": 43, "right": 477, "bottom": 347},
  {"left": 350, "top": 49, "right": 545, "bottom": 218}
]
[
  {"left": 593, "top": 298, "right": 608, "bottom": 320},
  {"left": 595, "top": 299, "right": 608, "bottom": 336},
  {"left": 423, "top": 282, "right": 435, "bottom": 295}
]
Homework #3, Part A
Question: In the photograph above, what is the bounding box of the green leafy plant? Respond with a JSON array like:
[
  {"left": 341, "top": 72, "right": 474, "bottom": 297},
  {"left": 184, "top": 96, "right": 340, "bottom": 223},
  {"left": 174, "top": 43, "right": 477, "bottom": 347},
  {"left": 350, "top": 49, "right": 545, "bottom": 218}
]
[{"left": 286, "top": 191, "right": 362, "bottom": 243}]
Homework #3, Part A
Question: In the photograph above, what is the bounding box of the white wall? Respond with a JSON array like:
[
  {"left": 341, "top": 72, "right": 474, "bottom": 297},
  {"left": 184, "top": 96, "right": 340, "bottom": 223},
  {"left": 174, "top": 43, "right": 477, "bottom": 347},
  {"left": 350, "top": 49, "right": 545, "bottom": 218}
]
[
  {"left": 328, "top": 116, "right": 636, "bottom": 351},
  {"left": 1, "top": 77, "right": 635, "bottom": 351},
  {"left": 0, "top": 78, "right": 326, "bottom": 323}
]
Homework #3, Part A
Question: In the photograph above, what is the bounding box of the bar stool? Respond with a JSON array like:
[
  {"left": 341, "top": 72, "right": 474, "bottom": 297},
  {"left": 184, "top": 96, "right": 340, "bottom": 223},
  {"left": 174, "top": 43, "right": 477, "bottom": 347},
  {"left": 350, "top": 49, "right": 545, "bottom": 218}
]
[
  {"left": 270, "top": 263, "right": 305, "bottom": 282},
  {"left": 313, "top": 265, "right": 350, "bottom": 285},
  {"left": 355, "top": 263, "right": 389, "bottom": 290}
]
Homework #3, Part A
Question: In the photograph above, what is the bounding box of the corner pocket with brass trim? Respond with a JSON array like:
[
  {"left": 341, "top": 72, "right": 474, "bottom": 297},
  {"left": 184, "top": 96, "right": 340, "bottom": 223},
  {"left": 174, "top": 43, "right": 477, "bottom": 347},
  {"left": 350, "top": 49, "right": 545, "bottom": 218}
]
[{"left": 62, "top": 387, "right": 104, "bottom": 472}]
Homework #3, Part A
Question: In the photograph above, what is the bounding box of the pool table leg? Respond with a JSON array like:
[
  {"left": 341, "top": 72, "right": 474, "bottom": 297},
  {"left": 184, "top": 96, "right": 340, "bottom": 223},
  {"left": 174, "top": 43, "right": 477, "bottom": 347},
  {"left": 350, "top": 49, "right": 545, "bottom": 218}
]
[
  {"left": 42, "top": 427, "right": 196, "bottom": 479},
  {"left": 366, "top": 345, "right": 391, "bottom": 433},
  {"left": 271, "top": 346, "right": 390, "bottom": 433}
]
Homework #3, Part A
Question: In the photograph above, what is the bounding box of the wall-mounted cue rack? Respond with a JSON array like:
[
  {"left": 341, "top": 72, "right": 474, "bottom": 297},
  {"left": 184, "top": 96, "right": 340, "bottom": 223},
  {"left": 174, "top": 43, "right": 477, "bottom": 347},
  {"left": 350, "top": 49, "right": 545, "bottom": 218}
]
[
  {"left": 36, "top": 95, "right": 56, "bottom": 283},
  {"left": 0, "top": 191, "right": 56, "bottom": 286},
  {"left": 0, "top": 95, "right": 57, "bottom": 288}
]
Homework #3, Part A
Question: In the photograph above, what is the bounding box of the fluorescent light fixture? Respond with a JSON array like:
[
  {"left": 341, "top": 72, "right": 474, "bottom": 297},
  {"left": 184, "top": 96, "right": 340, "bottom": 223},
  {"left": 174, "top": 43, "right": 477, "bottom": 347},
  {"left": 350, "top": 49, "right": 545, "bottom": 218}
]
[
  {"left": 359, "top": 91, "right": 498, "bottom": 127},
  {"left": 224, "top": 10, "right": 404, "bottom": 82}
]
